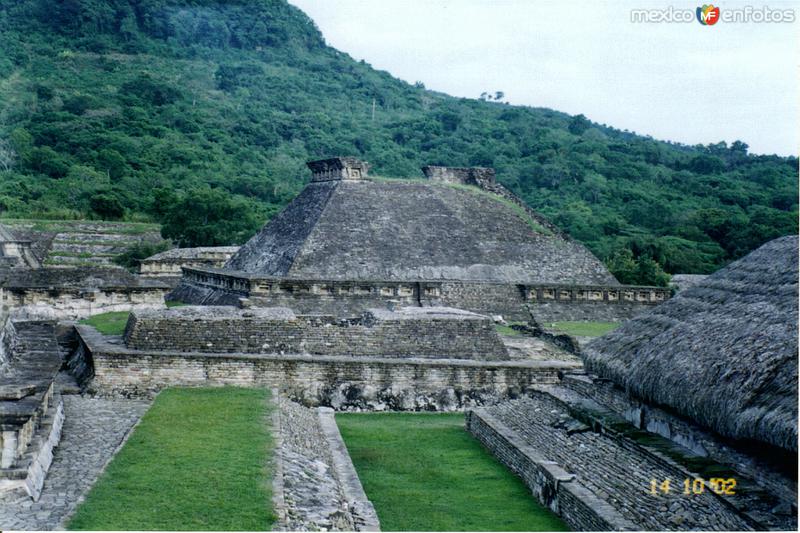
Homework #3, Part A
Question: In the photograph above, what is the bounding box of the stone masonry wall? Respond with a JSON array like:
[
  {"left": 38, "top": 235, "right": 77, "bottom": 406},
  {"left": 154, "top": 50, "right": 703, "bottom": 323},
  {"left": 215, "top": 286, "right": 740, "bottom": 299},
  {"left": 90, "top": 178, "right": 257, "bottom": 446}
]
[
  {"left": 176, "top": 267, "right": 670, "bottom": 323},
  {"left": 123, "top": 306, "right": 508, "bottom": 360},
  {"left": 77, "top": 325, "right": 567, "bottom": 410},
  {"left": 466, "top": 410, "right": 633, "bottom": 531},
  {"left": 1, "top": 287, "right": 167, "bottom": 320}
]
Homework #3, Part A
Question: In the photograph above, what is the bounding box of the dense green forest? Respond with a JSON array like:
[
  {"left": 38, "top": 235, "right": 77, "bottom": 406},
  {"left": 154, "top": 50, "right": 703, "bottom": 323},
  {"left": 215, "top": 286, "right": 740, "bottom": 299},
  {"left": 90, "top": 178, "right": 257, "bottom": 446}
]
[{"left": 0, "top": 0, "right": 796, "bottom": 285}]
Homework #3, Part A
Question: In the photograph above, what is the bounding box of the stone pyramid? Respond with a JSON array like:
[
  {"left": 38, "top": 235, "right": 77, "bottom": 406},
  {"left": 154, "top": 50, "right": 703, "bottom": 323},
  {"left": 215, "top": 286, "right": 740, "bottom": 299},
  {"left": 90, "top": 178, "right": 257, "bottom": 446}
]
[{"left": 225, "top": 158, "right": 617, "bottom": 285}]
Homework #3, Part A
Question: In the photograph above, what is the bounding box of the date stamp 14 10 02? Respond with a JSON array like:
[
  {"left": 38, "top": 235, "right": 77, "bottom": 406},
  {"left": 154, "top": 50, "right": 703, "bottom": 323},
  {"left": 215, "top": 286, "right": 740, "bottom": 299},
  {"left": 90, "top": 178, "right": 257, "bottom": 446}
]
[{"left": 649, "top": 478, "right": 737, "bottom": 496}]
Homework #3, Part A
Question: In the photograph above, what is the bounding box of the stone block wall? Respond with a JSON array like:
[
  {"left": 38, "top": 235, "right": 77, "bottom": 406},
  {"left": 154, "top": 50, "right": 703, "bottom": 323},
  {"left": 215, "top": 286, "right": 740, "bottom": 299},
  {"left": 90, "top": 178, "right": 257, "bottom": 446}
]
[
  {"left": 176, "top": 267, "right": 671, "bottom": 323},
  {"left": 77, "top": 325, "right": 569, "bottom": 409},
  {"left": 1, "top": 287, "right": 167, "bottom": 320},
  {"left": 123, "top": 306, "right": 509, "bottom": 360}
]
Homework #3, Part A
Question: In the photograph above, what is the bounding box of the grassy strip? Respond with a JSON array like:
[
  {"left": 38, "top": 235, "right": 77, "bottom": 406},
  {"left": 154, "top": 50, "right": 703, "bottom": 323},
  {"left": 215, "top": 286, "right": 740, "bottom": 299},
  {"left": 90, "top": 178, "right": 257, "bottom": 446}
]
[
  {"left": 494, "top": 322, "right": 527, "bottom": 336},
  {"left": 67, "top": 387, "right": 274, "bottom": 531},
  {"left": 550, "top": 321, "right": 620, "bottom": 337},
  {"left": 337, "top": 413, "right": 568, "bottom": 531},
  {"left": 78, "top": 311, "right": 131, "bottom": 335}
]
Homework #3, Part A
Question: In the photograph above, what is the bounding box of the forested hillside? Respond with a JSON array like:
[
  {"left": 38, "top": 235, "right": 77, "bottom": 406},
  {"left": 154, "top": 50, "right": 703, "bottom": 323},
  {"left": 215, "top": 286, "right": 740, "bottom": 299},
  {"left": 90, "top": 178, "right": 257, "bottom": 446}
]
[{"left": 0, "top": 0, "right": 796, "bottom": 284}]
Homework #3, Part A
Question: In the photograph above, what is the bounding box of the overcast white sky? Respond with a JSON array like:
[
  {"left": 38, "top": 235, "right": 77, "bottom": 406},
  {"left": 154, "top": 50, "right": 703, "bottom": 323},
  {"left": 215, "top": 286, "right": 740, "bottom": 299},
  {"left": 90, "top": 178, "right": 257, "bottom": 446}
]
[{"left": 289, "top": 0, "right": 798, "bottom": 156}]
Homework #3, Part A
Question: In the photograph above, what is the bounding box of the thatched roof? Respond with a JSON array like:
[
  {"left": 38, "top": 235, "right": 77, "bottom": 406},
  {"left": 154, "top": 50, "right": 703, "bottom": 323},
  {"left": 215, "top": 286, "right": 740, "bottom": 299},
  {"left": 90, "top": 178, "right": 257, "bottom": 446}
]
[{"left": 583, "top": 236, "right": 799, "bottom": 452}]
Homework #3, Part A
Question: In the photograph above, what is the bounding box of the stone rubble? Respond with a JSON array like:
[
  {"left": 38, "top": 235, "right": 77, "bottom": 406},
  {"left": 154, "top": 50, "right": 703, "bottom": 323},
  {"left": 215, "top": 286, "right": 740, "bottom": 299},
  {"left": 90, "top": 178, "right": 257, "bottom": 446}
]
[{"left": 274, "top": 396, "right": 378, "bottom": 531}]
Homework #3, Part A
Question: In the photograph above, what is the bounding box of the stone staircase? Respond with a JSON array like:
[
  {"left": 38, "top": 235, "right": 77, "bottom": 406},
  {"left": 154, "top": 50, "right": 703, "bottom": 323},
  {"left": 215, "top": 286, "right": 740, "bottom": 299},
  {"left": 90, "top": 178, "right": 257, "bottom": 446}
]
[{"left": 0, "top": 321, "right": 65, "bottom": 501}]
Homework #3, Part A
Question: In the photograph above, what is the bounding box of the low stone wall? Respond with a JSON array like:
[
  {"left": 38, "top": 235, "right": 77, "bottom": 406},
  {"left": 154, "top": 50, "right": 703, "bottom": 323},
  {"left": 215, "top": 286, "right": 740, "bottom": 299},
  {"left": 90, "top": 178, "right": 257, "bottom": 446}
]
[
  {"left": 76, "top": 325, "right": 575, "bottom": 410},
  {"left": 466, "top": 409, "right": 635, "bottom": 531},
  {"left": 0, "top": 312, "right": 16, "bottom": 368},
  {"left": 176, "top": 267, "right": 671, "bottom": 322},
  {"left": 123, "top": 306, "right": 508, "bottom": 360},
  {"left": 139, "top": 246, "right": 239, "bottom": 284}
]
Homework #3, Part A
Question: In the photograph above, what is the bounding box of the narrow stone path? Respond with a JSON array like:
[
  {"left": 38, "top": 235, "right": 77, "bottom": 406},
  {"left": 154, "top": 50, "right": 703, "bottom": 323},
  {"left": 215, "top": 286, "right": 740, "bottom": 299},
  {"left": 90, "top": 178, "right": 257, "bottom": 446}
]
[{"left": 0, "top": 395, "right": 149, "bottom": 530}]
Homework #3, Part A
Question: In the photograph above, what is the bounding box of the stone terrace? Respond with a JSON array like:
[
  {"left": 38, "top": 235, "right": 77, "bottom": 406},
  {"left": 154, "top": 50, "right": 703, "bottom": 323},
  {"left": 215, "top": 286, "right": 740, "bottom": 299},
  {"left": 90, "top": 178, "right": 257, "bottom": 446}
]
[{"left": 123, "top": 306, "right": 509, "bottom": 360}]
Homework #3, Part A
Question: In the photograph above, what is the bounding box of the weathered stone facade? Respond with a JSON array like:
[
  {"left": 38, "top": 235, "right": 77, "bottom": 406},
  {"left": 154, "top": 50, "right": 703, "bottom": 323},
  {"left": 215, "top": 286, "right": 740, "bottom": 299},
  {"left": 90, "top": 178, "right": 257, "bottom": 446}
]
[
  {"left": 75, "top": 323, "right": 576, "bottom": 409},
  {"left": 123, "top": 306, "right": 509, "bottom": 360},
  {"left": 175, "top": 266, "right": 670, "bottom": 322},
  {"left": 0, "top": 267, "right": 169, "bottom": 320},
  {"left": 0, "top": 321, "right": 64, "bottom": 501},
  {"left": 139, "top": 246, "right": 239, "bottom": 282},
  {"left": 468, "top": 393, "right": 764, "bottom": 531},
  {"left": 0, "top": 225, "right": 40, "bottom": 269}
]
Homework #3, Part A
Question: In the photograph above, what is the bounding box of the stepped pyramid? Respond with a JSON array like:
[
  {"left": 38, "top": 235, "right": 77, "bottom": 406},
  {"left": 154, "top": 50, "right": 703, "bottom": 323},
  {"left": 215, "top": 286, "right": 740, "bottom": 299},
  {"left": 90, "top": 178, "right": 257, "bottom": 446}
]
[
  {"left": 226, "top": 157, "right": 616, "bottom": 285},
  {"left": 172, "top": 158, "right": 674, "bottom": 321}
]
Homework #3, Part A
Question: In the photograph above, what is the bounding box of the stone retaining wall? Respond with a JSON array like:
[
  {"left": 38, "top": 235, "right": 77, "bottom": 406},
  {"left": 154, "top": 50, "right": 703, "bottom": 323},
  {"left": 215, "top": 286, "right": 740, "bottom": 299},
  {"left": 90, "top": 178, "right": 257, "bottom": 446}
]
[
  {"left": 466, "top": 409, "right": 634, "bottom": 531},
  {"left": 176, "top": 267, "right": 671, "bottom": 322},
  {"left": 76, "top": 325, "right": 574, "bottom": 410},
  {"left": 123, "top": 306, "right": 508, "bottom": 360}
]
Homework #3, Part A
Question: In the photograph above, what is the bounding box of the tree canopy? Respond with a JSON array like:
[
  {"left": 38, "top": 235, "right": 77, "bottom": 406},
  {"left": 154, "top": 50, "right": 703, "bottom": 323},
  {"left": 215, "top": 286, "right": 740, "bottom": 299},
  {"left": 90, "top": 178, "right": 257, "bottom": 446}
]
[{"left": 0, "top": 0, "right": 796, "bottom": 285}]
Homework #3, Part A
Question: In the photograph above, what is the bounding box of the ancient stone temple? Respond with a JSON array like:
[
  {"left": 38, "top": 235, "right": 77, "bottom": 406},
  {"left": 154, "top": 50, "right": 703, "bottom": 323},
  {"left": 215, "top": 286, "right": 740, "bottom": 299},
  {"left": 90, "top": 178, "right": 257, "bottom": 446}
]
[
  {"left": 584, "top": 235, "right": 798, "bottom": 454},
  {"left": 173, "top": 157, "right": 669, "bottom": 322}
]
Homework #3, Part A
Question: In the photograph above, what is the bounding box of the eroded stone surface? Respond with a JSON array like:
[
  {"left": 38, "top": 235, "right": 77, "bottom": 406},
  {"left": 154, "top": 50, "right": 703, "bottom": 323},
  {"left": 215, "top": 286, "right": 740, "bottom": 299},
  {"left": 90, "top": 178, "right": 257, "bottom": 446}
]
[
  {"left": 0, "top": 395, "right": 149, "bottom": 531},
  {"left": 475, "top": 394, "right": 755, "bottom": 531},
  {"left": 275, "top": 397, "right": 356, "bottom": 531}
]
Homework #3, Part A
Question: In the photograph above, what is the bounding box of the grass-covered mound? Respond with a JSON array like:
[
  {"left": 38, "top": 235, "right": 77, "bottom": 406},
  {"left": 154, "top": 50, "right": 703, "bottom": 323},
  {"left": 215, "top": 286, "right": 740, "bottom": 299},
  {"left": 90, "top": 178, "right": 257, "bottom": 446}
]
[
  {"left": 67, "top": 387, "right": 274, "bottom": 531},
  {"left": 336, "top": 412, "right": 568, "bottom": 531}
]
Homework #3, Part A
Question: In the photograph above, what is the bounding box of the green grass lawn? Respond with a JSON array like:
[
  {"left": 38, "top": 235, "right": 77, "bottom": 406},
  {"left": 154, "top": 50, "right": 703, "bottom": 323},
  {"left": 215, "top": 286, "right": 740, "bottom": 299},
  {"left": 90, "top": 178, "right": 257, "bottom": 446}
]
[
  {"left": 67, "top": 387, "right": 274, "bottom": 531},
  {"left": 78, "top": 311, "right": 131, "bottom": 335},
  {"left": 78, "top": 303, "right": 188, "bottom": 335},
  {"left": 494, "top": 323, "right": 527, "bottom": 336},
  {"left": 336, "top": 413, "right": 568, "bottom": 531},
  {"left": 549, "top": 321, "right": 620, "bottom": 337}
]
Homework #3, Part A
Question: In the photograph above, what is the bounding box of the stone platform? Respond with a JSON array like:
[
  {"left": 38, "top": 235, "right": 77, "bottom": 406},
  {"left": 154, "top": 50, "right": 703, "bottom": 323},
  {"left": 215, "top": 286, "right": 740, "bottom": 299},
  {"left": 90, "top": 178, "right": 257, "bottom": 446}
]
[
  {"left": 74, "top": 322, "right": 579, "bottom": 410},
  {"left": 468, "top": 394, "right": 756, "bottom": 531},
  {"left": 123, "top": 306, "right": 508, "bottom": 360},
  {"left": 467, "top": 379, "right": 796, "bottom": 531}
]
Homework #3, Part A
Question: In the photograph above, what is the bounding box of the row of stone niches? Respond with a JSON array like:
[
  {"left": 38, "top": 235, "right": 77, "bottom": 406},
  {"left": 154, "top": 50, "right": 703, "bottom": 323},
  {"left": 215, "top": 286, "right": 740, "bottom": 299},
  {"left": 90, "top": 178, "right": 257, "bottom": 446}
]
[
  {"left": 183, "top": 269, "right": 670, "bottom": 305},
  {"left": 527, "top": 286, "right": 669, "bottom": 304}
]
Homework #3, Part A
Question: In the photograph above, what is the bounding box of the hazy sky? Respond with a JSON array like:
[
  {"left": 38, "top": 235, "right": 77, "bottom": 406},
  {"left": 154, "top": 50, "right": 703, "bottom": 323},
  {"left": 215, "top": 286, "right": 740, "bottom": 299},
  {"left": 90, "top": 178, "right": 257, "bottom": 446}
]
[{"left": 289, "top": 0, "right": 798, "bottom": 156}]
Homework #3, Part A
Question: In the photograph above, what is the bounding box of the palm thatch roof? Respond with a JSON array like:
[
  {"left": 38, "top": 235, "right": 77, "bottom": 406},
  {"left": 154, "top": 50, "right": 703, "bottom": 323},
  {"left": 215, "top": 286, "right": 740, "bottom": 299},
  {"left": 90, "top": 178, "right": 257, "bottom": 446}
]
[{"left": 583, "top": 235, "right": 798, "bottom": 452}]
